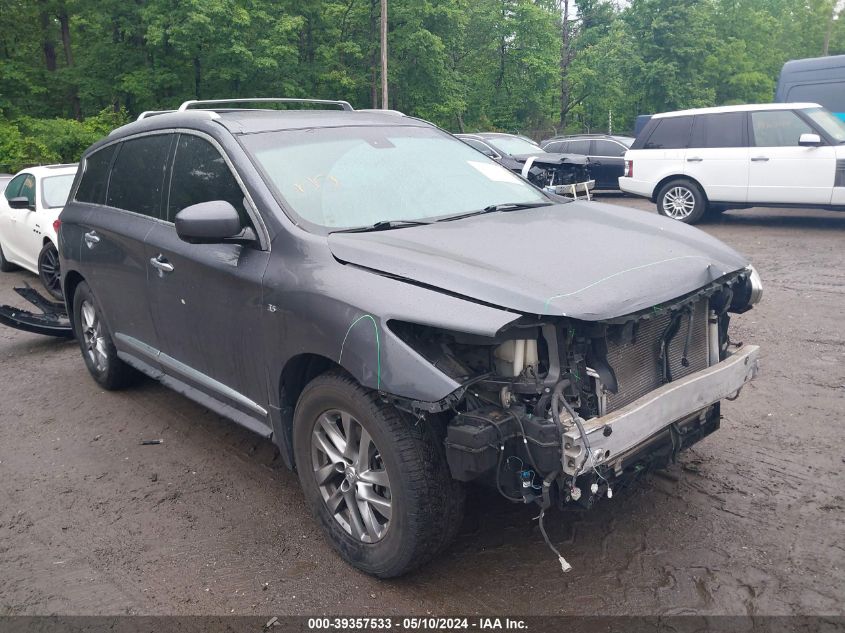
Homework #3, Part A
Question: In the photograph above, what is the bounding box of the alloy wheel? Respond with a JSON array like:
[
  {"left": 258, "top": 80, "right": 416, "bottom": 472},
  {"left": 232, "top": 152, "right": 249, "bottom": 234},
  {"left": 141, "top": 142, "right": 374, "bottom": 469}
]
[
  {"left": 80, "top": 300, "right": 108, "bottom": 373},
  {"left": 311, "top": 409, "right": 392, "bottom": 543},
  {"left": 662, "top": 186, "right": 696, "bottom": 219}
]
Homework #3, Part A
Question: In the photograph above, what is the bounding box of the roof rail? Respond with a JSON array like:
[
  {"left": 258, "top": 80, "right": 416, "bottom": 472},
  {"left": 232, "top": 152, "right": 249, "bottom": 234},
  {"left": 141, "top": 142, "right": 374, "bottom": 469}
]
[
  {"left": 178, "top": 98, "right": 354, "bottom": 112},
  {"left": 137, "top": 110, "right": 176, "bottom": 120}
]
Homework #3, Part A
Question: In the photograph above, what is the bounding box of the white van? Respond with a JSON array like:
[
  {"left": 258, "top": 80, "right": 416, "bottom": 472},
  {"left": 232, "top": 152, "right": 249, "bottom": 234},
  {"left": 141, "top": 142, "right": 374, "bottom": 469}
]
[{"left": 619, "top": 103, "right": 845, "bottom": 223}]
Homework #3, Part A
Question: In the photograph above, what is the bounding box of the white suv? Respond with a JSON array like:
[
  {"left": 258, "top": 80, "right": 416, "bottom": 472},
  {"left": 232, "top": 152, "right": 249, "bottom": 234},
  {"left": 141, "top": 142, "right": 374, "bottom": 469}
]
[
  {"left": 0, "top": 164, "right": 77, "bottom": 298},
  {"left": 619, "top": 103, "right": 845, "bottom": 223}
]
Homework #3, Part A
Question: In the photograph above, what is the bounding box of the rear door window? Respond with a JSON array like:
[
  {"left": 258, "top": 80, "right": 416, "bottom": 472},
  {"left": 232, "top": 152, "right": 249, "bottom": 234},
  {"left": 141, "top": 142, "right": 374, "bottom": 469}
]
[
  {"left": 76, "top": 145, "right": 117, "bottom": 205},
  {"left": 106, "top": 134, "right": 172, "bottom": 218},
  {"left": 166, "top": 134, "right": 250, "bottom": 227},
  {"left": 690, "top": 113, "right": 746, "bottom": 148},
  {"left": 566, "top": 140, "right": 590, "bottom": 155},
  {"left": 643, "top": 116, "right": 693, "bottom": 149},
  {"left": 593, "top": 140, "right": 626, "bottom": 156},
  {"left": 751, "top": 110, "right": 815, "bottom": 147}
]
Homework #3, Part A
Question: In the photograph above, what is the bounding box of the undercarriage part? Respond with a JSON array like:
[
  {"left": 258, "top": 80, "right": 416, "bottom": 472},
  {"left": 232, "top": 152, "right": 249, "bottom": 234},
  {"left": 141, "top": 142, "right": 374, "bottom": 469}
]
[{"left": 0, "top": 284, "right": 72, "bottom": 338}]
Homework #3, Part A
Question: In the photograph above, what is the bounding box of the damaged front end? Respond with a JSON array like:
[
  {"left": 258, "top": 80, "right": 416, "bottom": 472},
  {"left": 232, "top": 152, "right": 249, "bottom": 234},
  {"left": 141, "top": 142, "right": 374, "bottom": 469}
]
[
  {"left": 517, "top": 153, "right": 595, "bottom": 197},
  {"left": 389, "top": 269, "right": 760, "bottom": 532}
]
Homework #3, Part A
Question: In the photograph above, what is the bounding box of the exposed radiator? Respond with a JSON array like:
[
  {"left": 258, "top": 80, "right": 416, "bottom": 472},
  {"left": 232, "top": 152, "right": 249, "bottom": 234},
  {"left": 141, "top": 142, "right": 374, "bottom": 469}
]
[{"left": 604, "top": 299, "right": 710, "bottom": 412}]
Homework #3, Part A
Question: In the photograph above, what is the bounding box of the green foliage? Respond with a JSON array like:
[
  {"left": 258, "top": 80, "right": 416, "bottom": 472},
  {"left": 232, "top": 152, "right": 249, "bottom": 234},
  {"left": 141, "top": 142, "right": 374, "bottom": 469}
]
[
  {"left": 0, "top": 0, "right": 843, "bottom": 166},
  {"left": 0, "top": 109, "right": 129, "bottom": 173}
]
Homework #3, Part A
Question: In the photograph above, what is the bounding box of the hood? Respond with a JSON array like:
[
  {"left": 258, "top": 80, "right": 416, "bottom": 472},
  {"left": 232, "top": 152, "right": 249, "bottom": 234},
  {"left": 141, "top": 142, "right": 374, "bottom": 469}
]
[{"left": 328, "top": 202, "right": 749, "bottom": 321}]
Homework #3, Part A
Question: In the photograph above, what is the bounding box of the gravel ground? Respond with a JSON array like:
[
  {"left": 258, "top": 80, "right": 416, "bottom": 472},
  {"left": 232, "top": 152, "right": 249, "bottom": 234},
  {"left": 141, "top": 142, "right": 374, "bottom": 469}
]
[{"left": 0, "top": 197, "right": 843, "bottom": 616}]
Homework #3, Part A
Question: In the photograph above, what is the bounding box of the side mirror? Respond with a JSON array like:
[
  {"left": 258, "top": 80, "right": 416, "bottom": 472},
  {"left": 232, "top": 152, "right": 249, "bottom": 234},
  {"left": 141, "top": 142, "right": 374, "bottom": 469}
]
[
  {"left": 175, "top": 200, "right": 244, "bottom": 244},
  {"left": 8, "top": 196, "right": 33, "bottom": 210},
  {"left": 799, "top": 133, "right": 822, "bottom": 147}
]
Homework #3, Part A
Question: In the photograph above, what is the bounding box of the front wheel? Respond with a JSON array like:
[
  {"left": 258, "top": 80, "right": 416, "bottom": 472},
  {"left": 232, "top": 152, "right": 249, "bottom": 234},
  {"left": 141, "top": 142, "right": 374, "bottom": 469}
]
[
  {"left": 656, "top": 179, "right": 708, "bottom": 224},
  {"left": 38, "top": 242, "right": 63, "bottom": 300},
  {"left": 293, "top": 372, "right": 464, "bottom": 577}
]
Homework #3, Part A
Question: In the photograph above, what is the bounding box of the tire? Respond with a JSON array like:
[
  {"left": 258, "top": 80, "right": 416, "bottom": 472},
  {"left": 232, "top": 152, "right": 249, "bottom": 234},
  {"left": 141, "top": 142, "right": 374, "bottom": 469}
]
[
  {"left": 656, "top": 179, "right": 708, "bottom": 224},
  {"left": 38, "top": 242, "right": 63, "bottom": 300},
  {"left": 293, "top": 371, "right": 465, "bottom": 578},
  {"left": 0, "top": 242, "right": 17, "bottom": 272},
  {"left": 71, "top": 281, "right": 138, "bottom": 390}
]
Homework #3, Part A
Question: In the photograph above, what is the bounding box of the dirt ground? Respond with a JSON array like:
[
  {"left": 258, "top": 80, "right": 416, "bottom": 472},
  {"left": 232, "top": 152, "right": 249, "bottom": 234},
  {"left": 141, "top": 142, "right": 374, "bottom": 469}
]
[{"left": 0, "top": 197, "right": 843, "bottom": 617}]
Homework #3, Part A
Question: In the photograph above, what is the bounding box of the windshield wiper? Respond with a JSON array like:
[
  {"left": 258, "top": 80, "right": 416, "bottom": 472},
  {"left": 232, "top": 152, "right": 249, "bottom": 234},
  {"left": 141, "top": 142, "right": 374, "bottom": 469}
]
[
  {"left": 332, "top": 219, "right": 433, "bottom": 233},
  {"left": 437, "top": 201, "right": 552, "bottom": 222}
]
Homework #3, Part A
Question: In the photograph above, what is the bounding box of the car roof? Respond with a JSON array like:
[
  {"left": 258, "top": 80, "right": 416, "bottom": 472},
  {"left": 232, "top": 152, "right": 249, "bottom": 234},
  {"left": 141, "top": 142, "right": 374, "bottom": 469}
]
[
  {"left": 15, "top": 164, "right": 78, "bottom": 177},
  {"left": 545, "top": 134, "right": 634, "bottom": 143},
  {"left": 653, "top": 102, "right": 822, "bottom": 118},
  {"left": 108, "top": 108, "right": 432, "bottom": 140}
]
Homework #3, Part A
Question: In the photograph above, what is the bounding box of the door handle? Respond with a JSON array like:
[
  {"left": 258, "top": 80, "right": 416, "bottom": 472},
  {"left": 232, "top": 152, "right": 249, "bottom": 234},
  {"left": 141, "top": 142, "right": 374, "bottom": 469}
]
[
  {"left": 84, "top": 231, "right": 100, "bottom": 248},
  {"left": 751, "top": 156, "right": 770, "bottom": 162},
  {"left": 686, "top": 157, "right": 703, "bottom": 162},
  {"left": 150, "top": 255, "right": 174, "bottom": 276}
]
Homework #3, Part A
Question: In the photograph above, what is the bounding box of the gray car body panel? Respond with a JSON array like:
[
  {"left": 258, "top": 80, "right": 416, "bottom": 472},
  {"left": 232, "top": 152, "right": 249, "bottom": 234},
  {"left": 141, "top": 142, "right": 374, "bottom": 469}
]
[
  {"left": 328, "top": 201, "right": 749, "bottom": 320},
  {"left": 60, "top": 109, "right": 750, "bottom": 468}
]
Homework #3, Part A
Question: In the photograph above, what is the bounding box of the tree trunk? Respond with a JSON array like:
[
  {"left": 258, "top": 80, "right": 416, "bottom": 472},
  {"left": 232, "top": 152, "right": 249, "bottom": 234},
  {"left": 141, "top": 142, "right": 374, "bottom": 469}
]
[
  {"left": 822, "top": 0, "right": 840, "bottom": 55},
  {"left": 370, "top": 0, "right": 378, "bottom": 108},
  {"left": 559, "top": 0, "right": 572, "bottom": 129},
  {"left": 194, "top": 56, "right": 202, "bottom": 99},
  {"left": 58, "top": 8, "right": 81, "bottom": 119},
  {"left": 380, "top": 0, "right": 388, "bottom": 108},
  {"left": 40, "top": 6, "right": 57, "bottom": 71}
]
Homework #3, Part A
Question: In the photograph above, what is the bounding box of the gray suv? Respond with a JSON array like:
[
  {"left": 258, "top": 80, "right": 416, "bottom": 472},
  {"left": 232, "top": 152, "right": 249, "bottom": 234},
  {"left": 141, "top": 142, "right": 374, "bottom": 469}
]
[{"left": 59, "top": 98, "right": 761, "bottom": 577}]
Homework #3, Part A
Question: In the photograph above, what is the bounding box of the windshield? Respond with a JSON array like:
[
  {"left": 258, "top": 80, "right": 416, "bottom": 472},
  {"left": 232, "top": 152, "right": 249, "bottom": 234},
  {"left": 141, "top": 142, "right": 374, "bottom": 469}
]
[
  {"left": 803, "top": 107, "right": 845, "bottom": 143},
  {"left": 42, "top": 174, "right": 75, "bottom": 208},
  {"left": 242, "top": 126, "right": 547, "bottom": 230},
  {"left": 486, "top": 135, "right": 543, "bottom": 155}
]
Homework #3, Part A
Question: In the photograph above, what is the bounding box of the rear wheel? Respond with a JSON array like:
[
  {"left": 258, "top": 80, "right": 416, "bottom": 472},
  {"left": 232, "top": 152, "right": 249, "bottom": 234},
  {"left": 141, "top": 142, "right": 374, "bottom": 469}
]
[
  {"left": 0, "top": 242, "right": 17, "bottom": 272},
  {"left": 72, "top": 281, "right": 138, "bottom": 390},
  {"left": 656, "top": 179, "right": 708, "bottom": 224},
  {"left": 293, "top": 371, "right": 464, "bottom": 577},
  {"left": 38, "top": 242, "right": 63, "bottom": 300}
]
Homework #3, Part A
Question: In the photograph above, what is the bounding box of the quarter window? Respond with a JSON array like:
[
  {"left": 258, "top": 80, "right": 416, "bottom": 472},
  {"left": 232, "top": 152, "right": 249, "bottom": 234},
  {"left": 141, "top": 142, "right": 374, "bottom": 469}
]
[
  {"left": 76, "top": 145, "right": 117, "bottom": 205},
  {"left": 690, "top": 113, "right": 746, "bottom": 148},
  {"left": 544, "top": 141, "right": 567, "bottom": 153},
  {"left": 166, "top": 134, "right": 250, "bottom": 226},
  {"left": 643, "top": 116, "right": 693, "bottom": 149},
  {"left": 106, "top": 135, "right": 172, "bottom": 217},
  {"left": 751, "top": 110, "right": 814, "bottom": 147}
]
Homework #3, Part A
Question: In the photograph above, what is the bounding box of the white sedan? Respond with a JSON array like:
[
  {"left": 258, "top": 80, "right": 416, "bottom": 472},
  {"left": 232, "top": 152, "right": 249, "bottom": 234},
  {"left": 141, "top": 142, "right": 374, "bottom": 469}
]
[{"left": 0, "top": 164, "right": 77, "bottom": 299}]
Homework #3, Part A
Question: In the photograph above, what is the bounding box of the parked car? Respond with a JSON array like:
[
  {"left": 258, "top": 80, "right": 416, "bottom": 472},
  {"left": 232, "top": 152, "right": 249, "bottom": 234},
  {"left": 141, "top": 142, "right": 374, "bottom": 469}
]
[
  {"left": 0, "top": 164, "right": 77, "bottom": 299},
  {"left": 619, "top": 102, "right": 845, "bottom": 224},
  {"left": 540, "top": 134, "right": 634, "bottom": 189},
  {"left": 456, "top": 132, "right": 592, "bottom": 193},
  {"left": 59, "top": 98, "right": 761, "bottom": 578},
  {"left": 0, "top": 175, "right": 13, "bottom": 193},
  {"left": 776, "top": 55, "right": 845, "bottom": 120}
]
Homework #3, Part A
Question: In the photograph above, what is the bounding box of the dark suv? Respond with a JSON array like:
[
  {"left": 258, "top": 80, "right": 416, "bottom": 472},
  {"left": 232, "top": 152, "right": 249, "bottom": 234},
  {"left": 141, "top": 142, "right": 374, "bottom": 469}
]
[
  {"left": 59, "top": 98, "right": 761, "bottom": 577},
  {"left": 541, "top": 134, "right": 634, "bottom": 189}
]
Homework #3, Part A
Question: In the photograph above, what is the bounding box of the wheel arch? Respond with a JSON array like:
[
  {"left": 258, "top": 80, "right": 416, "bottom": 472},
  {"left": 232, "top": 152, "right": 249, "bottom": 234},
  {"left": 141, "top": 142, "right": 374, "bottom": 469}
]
[
  {"left": 275, "top": 352, "right": 344, "bottom": 469},
  {"left": 653, "top": 174, "right": 710, "bottom": 204},
  {"left": 62, "top": 269, "right": 86, "bottom": 329}
]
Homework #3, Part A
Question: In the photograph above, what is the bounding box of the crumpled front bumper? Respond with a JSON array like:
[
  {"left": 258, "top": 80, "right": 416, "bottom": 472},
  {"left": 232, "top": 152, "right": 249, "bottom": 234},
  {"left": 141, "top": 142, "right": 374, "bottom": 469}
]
[{"left": 562, "top": 345, "right": 760, "bottom": 475}]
